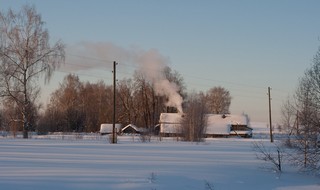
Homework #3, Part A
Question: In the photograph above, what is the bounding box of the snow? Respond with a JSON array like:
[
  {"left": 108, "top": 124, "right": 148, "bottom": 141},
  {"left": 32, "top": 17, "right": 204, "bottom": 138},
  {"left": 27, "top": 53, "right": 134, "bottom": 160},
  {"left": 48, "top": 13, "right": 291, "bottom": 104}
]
[
  {"left": 0, "top": 136, "right": 319, "bottom": 190},
  {"left": 206, "top": 114, "right": 236, "bottom": 135},
  {"left": 100, "top": 124, "right": 122, "bottom": 134},
  {"left": 159, "top": 113, "right": 184, "bottom": 134}
]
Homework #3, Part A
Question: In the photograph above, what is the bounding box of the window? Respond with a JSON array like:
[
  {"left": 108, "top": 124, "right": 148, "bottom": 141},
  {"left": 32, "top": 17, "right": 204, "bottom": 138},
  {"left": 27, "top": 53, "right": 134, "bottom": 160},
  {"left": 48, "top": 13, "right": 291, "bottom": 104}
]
[{"left": 231, "top": 125, "right": 248, "bottom": 131}]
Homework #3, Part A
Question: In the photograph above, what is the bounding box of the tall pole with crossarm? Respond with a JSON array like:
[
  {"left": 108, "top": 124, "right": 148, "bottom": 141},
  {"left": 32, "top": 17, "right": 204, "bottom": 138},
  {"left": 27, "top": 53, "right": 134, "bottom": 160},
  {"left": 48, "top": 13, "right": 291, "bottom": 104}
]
[
  {"left": 268, "top": 87, "right": 274, "bottom": 143},
  {"left": 112, "top": 61, "right": 118, "bottom": 144}
]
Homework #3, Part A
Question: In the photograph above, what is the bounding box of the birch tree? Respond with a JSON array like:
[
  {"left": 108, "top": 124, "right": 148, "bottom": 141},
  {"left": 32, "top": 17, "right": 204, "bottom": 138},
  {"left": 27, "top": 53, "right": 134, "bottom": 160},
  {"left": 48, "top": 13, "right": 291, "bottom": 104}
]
[
  {"left": 281, "top": 47, "right": 320, "bottom": 172},
  {"left": 290, "top": 68, "right": 320, "bottom": 172},
  {"left": 0, "top": 5, "right": 65, "bottom": 138}
]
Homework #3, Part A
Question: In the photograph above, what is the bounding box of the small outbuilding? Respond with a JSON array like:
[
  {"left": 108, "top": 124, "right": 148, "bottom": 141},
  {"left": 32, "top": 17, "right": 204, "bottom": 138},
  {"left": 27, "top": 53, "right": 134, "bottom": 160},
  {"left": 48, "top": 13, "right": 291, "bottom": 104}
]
[
  {"left": 100, "top": 124, "right": 122, "bottom": 135},
  {"left": 121, "top": 124, "right": 147, "bottom": 135}
]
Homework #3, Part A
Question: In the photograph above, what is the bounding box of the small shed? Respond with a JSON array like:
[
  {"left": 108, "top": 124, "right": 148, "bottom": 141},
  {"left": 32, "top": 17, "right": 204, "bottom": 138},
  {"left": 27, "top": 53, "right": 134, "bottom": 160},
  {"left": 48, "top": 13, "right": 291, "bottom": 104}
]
[
  {"left": 121, "top": 124, "right": 147, "bottom": 135},
  {"left": 100, "top": 124, "right": 122, "bottom": 135}
]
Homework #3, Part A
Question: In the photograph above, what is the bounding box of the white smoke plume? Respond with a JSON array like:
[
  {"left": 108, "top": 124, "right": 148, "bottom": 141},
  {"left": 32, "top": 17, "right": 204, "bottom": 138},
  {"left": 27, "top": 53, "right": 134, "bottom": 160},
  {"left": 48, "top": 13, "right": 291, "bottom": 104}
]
[
  {"left": 135, "top": 49, "right": 183, "bottom": 113},
  {"left": 65, "top": 42, "right": 183, "bottom": 113}
]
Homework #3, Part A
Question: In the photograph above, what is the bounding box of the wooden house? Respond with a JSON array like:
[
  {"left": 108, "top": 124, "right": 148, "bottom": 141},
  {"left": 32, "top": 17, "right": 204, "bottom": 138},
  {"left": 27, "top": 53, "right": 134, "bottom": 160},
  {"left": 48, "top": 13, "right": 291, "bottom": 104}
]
[{"left": 158, "top": 113, "right": 252, "bottom": 138}]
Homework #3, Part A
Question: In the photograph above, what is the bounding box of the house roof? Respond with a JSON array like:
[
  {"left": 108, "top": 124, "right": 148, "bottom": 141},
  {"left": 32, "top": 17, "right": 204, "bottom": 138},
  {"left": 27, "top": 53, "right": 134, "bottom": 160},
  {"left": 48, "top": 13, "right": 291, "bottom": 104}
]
[
  {"left": 121, "top": 124, "right": 147, "bottom": 133},
  {"left": 100, "top": 124, "right": 122, "bottom": 133},
  {"left": 206, "top": 114, "right": 248, "bottom": 126},
  {"left": 159, "top": 113, "right": 184, "bottom": 133},
  {"left": 206, "top": 114, "right": 248, "bottom": 135},
  {"left": 159, "top": 113, "right": 184, "bottom": 124},
  {"left": 158, "top": 113, "right": 250, "bottom": 135}
]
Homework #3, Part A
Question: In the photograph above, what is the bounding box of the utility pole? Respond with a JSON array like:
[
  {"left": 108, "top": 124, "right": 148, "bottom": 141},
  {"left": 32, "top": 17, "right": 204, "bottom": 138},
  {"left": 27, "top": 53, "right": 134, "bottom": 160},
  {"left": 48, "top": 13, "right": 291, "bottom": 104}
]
[
  {"left": 268, "top": 87, "right": 274, "bottom": 143},
  {"left": 112, "top": 61, "right": 118, "bottom": 144}
]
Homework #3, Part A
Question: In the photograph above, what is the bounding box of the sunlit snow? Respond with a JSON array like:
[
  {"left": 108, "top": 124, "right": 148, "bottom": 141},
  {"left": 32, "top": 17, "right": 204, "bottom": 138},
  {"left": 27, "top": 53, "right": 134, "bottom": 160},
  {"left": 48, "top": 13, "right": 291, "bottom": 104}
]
[{"left": 0, "top": 129, "right": 319, "bottom": 190}]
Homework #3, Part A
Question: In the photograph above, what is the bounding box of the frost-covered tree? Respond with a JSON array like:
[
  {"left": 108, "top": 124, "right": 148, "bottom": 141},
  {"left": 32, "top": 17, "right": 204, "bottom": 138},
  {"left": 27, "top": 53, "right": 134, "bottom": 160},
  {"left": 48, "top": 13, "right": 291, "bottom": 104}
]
[
  {"left": 0, "top": 5, "right": 65, "bottom": 138},
  {"left": 282, "top": 47, "right": 320, "bottom": 172}
]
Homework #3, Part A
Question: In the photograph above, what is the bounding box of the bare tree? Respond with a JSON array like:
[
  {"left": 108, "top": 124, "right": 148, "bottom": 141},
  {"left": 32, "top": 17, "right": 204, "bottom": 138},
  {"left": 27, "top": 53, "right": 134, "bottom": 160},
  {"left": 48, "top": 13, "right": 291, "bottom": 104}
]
[
  {"left": 0, "top": 5, "right": 65, "bottom": 138},
  {"left": 2, "top": 98, "right": 22, "bottom": 136},
  {"left": 252, "top": 141, "right": 283, "bottom": 173},
  {"left": 39, "top": 75, "right": 113, "bottom": 133},
  {"left": 205, "top": 86, "right": 231, "bottom": 114},
  {"left": 290, "top": 76, "right": 319, "bottom": 172},
  {"left": 117, "top": 78, "right": 136, "bottom": 125},
  {"left": 133, "top": 72, "right": 154, "bottom": 129},
  {"left": 81, "top": 81, "right": 112, "bottom": 132},
  {"left": 45, "top": 74, "right": 84, "bottom": 132},
  {"left": 181, "top": 92, "right": 208, "bottom": 142},
  {"left": 281, "top": 47, "right": 320, "bottom": 173},
  {"left": 281, "top": 97, "right": 296, "bottom": 135}
]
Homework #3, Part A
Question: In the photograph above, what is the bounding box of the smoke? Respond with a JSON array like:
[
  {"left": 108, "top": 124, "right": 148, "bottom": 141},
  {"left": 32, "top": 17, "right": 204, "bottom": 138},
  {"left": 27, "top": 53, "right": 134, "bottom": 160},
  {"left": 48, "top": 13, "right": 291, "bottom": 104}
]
[
  {"left": 154, "top": 79, "right": 183, "bottom": 113},
  {"left": 65, "top": 42, "right": 183, "bottom": 113},
  {"left": 135, "top": 49, "right": 183, "bottom": 113}
]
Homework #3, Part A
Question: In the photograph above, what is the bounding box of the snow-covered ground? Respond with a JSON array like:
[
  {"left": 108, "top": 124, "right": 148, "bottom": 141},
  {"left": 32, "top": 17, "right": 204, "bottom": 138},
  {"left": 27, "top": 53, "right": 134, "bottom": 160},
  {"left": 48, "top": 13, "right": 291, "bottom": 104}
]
[{"left": 0, "top": 134, "right": 319, "bottom": 190}]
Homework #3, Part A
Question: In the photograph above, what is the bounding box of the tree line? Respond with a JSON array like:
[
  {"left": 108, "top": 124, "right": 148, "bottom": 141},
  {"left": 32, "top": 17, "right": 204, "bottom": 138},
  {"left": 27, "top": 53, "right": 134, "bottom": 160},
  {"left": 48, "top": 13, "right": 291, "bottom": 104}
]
[
  {"left": 36, "top": 71, "right": 231, "bottom": 135},
  {"left": 37, "top": 68, "right": 187, "bottom": 134},
  {"left": 0, "top": 70, "right": 231, "bottom": 136}
]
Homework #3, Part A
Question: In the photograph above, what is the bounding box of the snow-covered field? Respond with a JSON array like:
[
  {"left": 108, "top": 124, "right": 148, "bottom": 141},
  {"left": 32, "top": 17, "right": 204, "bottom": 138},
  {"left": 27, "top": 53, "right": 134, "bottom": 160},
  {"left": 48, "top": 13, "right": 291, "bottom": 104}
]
[{"left": 0, "top": 134, "right": 319, "bottom": 190}]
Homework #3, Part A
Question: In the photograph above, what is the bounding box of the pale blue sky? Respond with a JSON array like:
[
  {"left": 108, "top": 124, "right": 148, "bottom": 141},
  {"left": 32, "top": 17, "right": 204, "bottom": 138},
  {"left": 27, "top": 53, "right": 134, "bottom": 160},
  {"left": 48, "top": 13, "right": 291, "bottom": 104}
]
[{"left": 1, "top": 0, "right": 320, "bottom": 123}]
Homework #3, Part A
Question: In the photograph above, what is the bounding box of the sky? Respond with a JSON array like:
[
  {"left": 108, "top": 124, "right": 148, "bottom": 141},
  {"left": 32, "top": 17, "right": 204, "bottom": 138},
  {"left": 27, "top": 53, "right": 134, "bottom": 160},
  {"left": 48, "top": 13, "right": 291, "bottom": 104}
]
[{"left": 1, "top": 0, "right": 320, "bottom": 123}]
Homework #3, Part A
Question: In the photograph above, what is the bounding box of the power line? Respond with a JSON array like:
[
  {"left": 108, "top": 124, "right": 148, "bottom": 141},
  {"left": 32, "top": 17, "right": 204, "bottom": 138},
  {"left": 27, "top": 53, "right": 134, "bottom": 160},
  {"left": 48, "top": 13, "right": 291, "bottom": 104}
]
[
  {"left": 56, "top": 70, "right": 112, "bottom": 81},
  {"left": 181, "top": 72, "right": 266, "bottom": 90},
  {"left": 64, "top": 53, "right": 271, "bottom": 89},
  {"left": 67, "top": 53, "right": 114, "bottom": 64},
  {"left": 61, "top": 53, "right": 293, "bottom": 103}
]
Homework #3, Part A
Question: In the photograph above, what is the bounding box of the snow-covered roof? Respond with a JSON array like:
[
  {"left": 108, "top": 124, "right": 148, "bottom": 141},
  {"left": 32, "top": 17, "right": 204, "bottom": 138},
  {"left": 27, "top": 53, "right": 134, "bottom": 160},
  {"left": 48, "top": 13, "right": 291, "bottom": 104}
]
[
  {"left": 159, "top": 113, "right": 184, "bottom": 124},
  {"left": 100, "top": 124, "right": 122, "bottom": 133},
  {"left": 207, "top": 114, "right": 247, "bottom": 125},
  {"left": 159, "top": 113, "right": 184, "bottom": 133},
  {"left": 121, "top": 124, "right": 147, "bottom": 133},
  {"left": 206, "top": 114, "right": 248, "bottom": 135},
  {"left": 206, "top": 116, "right": 229, "bottom": 135},
  {"left": 158, "top": 113, "right": 249, "bottom": 135}
]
